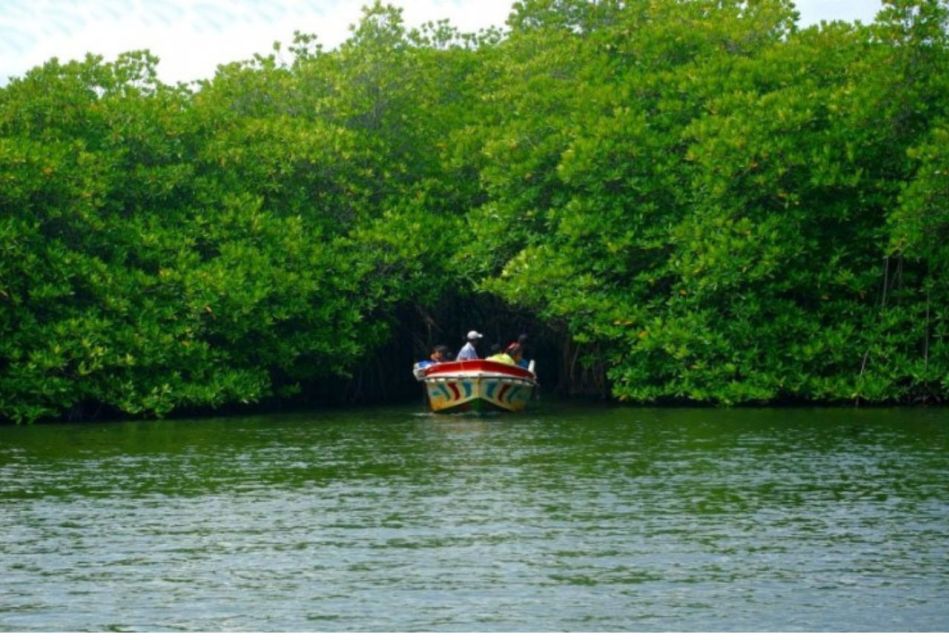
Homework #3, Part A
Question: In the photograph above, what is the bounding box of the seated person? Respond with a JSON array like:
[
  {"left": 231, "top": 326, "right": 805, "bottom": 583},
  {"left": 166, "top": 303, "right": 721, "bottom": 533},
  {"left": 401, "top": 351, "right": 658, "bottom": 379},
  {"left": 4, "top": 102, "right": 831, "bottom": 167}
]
[
  {"left": 456, "top": 330, "right": 482, "bottom": 361},
  {"left": 507, "top": 338, "right": 531, "bottom": 369},
  {"left": 414, "top": 345, "right": 450, "bottom": 379},
  {"left": 487, "top": 343, "right": 516, "bottom": 366}
]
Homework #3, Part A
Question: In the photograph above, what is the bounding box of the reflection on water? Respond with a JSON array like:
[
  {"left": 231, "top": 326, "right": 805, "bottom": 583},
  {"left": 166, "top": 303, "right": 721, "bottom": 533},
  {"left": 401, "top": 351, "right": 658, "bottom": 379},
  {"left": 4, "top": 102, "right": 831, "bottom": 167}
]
[{"left": 1, "top": 404, "right": 947, "bottom": 631}]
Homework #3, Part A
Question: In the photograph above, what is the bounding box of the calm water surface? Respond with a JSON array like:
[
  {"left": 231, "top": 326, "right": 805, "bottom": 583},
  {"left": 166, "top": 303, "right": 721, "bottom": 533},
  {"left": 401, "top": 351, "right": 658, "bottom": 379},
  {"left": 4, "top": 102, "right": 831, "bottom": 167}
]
[{"left": 1, "top": 403, "right": 947, "bottom": 631}]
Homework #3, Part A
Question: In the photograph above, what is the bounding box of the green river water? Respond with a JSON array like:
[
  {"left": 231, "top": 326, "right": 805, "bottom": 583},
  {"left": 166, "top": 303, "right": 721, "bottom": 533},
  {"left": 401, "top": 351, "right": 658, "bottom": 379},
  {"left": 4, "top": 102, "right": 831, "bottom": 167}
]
[{"left": 1, "top": 402, "right": 947, "bottom": 631}]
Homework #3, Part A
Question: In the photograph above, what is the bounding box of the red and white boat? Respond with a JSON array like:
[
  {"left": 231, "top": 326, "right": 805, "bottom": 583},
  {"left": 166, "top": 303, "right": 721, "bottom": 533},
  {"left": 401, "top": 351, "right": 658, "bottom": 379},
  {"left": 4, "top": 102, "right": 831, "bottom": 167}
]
[{"left": 414, "top": 359, "right": 538, "bottom": 413}]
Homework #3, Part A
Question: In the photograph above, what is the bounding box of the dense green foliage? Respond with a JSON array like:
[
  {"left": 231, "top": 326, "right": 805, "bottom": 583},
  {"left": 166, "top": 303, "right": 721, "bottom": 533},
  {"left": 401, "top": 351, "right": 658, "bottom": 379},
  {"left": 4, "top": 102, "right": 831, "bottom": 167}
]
[{"left": 1, "top": 0, "right": 947, "bottom": 421}]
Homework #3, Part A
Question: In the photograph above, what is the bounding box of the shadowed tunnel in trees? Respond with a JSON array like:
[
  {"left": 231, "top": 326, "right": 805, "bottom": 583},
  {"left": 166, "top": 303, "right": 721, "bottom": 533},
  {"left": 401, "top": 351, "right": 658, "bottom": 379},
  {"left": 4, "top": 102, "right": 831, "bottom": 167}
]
[{"left": 328, "top": 293, "right": 610, "bottom": 407}]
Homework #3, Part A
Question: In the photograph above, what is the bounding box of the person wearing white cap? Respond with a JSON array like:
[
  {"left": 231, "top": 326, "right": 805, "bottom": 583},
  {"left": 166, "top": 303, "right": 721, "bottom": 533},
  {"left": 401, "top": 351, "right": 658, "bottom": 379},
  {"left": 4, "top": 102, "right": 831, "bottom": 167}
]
[{"left": 456, "top": 330, "right": 483, "bottom": 361}]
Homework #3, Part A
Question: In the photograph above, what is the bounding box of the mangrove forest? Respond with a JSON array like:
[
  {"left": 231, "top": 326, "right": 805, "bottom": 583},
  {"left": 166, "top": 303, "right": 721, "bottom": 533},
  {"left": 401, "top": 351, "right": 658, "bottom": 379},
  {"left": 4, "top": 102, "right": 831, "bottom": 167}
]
[{"left": 1, "top": 0, "right": 947, "bottom": 422}]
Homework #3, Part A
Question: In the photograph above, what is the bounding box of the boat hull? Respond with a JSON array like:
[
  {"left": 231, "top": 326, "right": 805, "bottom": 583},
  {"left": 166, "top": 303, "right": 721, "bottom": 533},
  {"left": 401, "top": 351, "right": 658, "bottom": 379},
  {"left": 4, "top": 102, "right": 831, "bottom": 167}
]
[{"left": 419, "top": 360, "right": 537, "bottom": 413}]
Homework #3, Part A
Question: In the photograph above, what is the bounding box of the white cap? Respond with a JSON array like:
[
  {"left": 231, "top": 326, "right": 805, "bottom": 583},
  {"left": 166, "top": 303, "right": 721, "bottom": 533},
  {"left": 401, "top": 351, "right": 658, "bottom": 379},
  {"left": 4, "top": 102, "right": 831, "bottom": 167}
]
[{"left": 467, "top": 330, "right": 483, "bottom": 340}]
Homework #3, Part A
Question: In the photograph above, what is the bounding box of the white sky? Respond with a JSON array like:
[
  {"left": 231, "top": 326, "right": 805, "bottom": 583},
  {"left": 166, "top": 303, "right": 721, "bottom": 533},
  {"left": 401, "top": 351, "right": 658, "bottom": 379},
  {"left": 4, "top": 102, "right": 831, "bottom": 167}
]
[{"left": 0, "top": 0, "right": 884, "bottom": 87}]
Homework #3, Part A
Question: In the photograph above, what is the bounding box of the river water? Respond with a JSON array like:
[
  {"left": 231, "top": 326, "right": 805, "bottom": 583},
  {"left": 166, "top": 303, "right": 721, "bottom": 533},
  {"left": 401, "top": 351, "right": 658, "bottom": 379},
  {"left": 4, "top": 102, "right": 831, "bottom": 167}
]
[{"left": 1, "top": 403, "right": 947, "bottom": 631}]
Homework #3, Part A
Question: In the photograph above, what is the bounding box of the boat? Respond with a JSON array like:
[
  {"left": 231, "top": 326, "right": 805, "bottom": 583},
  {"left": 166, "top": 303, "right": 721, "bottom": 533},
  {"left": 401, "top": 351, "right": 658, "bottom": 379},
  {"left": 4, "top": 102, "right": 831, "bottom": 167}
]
[{"left": 414, "top": 359, "right": 538, "bottom": 413}]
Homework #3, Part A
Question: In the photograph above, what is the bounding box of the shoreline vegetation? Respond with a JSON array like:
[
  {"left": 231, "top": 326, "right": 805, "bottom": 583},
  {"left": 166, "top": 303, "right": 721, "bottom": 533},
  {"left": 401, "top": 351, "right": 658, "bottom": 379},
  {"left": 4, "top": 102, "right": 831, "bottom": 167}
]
[{"left": 1, "top": 0, "right": 947, "bottom": 423}]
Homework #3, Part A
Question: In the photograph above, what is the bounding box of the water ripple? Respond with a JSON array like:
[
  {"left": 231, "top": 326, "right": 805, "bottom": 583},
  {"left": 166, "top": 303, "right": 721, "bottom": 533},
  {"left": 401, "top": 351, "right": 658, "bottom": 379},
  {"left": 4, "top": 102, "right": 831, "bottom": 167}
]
[{"left": 1, "top": 405, "right": 947, "bottom": 631}]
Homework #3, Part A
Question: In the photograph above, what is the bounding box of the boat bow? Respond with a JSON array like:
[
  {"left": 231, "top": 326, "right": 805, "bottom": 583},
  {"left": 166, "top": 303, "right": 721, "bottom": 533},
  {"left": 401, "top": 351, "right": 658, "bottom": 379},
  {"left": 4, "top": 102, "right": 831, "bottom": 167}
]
[{"left": 417, "top": 359, "right": 537, "bottom": 413}]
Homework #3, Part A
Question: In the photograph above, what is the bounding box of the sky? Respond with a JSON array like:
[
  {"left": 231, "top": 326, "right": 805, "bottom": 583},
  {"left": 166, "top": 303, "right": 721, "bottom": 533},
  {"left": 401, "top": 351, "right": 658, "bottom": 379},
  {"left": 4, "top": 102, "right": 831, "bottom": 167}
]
[{"left": 0, "top": 0, "right": 884, "bottom": 86}]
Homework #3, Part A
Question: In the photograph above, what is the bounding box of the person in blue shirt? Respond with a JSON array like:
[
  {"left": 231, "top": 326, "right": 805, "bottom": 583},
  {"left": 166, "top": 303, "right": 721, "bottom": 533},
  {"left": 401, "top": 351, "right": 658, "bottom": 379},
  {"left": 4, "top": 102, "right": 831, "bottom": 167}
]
[{"left": 413, "top": 345, "right": 450, "bottom": 379}]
